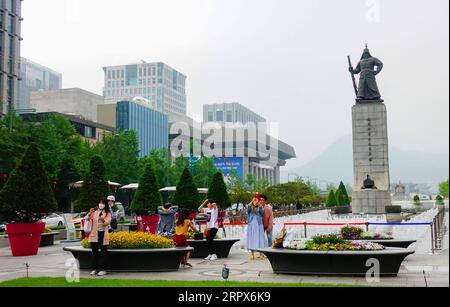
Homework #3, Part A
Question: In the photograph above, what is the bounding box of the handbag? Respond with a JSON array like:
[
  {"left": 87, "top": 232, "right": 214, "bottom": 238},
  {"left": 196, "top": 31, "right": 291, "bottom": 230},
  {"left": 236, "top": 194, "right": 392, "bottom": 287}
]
[{"left": 83, "top": 218, "right": 91, "bottom": 233}]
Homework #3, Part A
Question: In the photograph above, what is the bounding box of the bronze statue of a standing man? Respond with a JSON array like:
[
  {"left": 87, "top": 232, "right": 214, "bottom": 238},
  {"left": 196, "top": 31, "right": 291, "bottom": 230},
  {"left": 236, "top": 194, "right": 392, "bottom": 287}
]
[{"left": 349, "top": 45, "right": 384, "bottom": 102}]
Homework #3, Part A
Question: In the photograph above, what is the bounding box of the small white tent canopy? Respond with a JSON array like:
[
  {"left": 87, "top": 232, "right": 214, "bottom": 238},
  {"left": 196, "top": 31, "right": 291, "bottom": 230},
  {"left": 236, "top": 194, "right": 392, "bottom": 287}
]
[{"left": 120, "top": 185, "right": 208, "bottom": 194}]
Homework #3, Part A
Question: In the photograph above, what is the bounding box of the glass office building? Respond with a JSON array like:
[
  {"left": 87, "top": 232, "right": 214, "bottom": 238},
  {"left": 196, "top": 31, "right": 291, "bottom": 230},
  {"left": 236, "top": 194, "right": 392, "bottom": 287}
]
[
  {"left": 0, "top": 0, "right": 22, "bottom": 114},
  {"left": 116, "top": 100, "right": 169, "bottom": 157}
]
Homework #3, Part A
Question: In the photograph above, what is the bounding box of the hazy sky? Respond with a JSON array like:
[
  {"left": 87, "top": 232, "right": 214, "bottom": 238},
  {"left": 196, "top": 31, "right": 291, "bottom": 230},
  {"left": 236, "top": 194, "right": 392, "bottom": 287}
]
[{"left": 22, "top": 0, "right": 449, "bottom": 169}]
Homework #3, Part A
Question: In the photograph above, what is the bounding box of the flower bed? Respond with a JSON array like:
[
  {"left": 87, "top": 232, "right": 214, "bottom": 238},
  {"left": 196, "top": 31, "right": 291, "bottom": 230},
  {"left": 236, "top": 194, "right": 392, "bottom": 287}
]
[
  {"left": 285, "top": 234, "right": 385, "bottom": 251},
  {"left": 81, "top": 231, "right": 174, "bottom": 249},
  {"left": 340, "top": 225, "right": 393, "bottom": 240}
]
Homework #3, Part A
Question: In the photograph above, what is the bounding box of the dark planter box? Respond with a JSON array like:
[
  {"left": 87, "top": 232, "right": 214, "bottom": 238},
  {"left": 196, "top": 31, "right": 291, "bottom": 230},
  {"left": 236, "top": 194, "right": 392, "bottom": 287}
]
[
  {"left": 187, "top": 239, "right": 240, "bottom": 258},
  {"left": 63, "top": 246, "right": 193, "bottom": 272},
  {"left": 348, "top": 239, "right": 416, "bottom": 249},
  {"left": 333, "top": 206, "right": 351, "bottom": 214},
  {"left": 258, "top": 247, "right": 414, "bottom": 276},
  {"left": 40, "top": 232, "right": 60, "bottom": 247},
  {"left": 385, "top": 206, "right": 402, "bottom": 214}
]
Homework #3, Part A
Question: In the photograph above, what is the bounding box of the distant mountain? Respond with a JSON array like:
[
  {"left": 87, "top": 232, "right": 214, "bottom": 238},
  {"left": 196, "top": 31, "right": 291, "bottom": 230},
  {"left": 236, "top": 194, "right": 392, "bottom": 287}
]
[{"left": 283, "top": 135, "right": 449, "bottom": 191}]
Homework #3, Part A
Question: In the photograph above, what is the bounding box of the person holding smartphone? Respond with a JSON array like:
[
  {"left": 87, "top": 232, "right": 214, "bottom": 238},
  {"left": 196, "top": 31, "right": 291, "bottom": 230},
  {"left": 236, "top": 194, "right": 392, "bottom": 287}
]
[
  {"left": 85, "top": 198, "right": 112, "bottom": 276},
  {"left": 246, "top": 195, "right": 266, "bottom": 260},
  {"left": 198, "top": 199, "right": 219, "bottom": 261}
]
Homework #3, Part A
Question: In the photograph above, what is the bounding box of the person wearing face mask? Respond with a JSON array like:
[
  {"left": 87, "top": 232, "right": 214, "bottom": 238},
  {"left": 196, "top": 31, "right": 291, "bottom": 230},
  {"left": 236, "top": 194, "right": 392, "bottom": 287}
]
[{"left": 86, "top": 198, "right": 112, "bottom": 277}]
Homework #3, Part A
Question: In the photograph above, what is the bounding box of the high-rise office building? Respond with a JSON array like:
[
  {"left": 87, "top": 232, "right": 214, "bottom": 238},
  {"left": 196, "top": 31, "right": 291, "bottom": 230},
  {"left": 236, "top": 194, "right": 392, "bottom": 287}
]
[
  {"left": 203, "top": 102, "right": 266, "bottom": 125},
  {"left": 0, "top": 0, "right": 22, "bottom": 115},
  {"left": 103, "top": 62, "right": 187, "bottom": 119},
  {"left": 116, "top": 100, "right": 169, "bottom": 158},
  {"left": 18, "top": 57, "right": 62, "bottom": 110}
]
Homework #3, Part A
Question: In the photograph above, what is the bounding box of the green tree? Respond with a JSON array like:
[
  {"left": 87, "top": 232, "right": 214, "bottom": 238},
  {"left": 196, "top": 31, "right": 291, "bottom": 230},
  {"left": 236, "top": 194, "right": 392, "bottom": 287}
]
[
  {"left": 208, "top": 172, "right": 231, "bottom": 209},
  {"left": 439, "top": 179, "right": 449, "bottom": 198},
  {"left": 192, "top": 157, "right": 218, "bottom": 188},
  {"left": 326, "top": 183, "right": 337, "bottom": 193},
  {"left": 75, "top": 156, "right": 110, "bottom": 213},
  {"left": 54, "top": 154, "right": 80, "bottom": 213},
  {"left": 413, "top": 195, "right": 421, "bottom": 206},
  {"left": 129, "top": 162, "right": 162, "bottom": 215},
  {"left": 301, "top": 195, "right": 326, "bottom": 207},
  {"left": 170, "top": 156, "right": 189, "bottom": 186},
  {"left": 139, "top": 148, "right": 172, "bottom": 188},
  {"left": 338, "top": 181, "right": 351, "bottom": 205},
  {"left": 227, "top": 170, "right": 252, "bottom": 205},
  {"left": 326, "top": 190, "right": 338, "bottom": 207},
  {"left": 94, "top": 130, "right": 140, "bottom": 184},
  {"left": 172, "top": 167, "right": 200, "bottom": 211},
  {"left": 335, "top": 189, "right": 346, "bottom": 206},
  {"left": 0, "top": 143, "right": 57, "bottom": 223},
  {"left": 264, "top": 182, "right": 312, "bottom": 205},
  {"left": 435, "top": 195, "right": 445, "bottom": 205}
]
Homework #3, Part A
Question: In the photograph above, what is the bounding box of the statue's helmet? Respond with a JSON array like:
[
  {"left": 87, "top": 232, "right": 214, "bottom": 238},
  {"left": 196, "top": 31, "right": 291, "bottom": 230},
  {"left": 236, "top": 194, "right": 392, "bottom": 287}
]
[{"left": 361, "top": 46, "right": 372, "bottom": 59}]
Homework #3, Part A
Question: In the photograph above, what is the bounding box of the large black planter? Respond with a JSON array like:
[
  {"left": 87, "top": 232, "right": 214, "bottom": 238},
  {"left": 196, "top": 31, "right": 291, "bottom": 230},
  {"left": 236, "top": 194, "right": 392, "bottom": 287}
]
[
  {"left": 187, "top": 239, "right": 240, "bottom": 258},
  {"left": 258, "top": 247, "right": 414, "bottom": 276},
  {"left": 348, "top": 239, "right": 416, "bottom": 249},
  {"left": 63, "top": 246, "right": 193, "bottom": 272},
  {"left": 40, "top": 232, "right": 60, "bottom": 247}
]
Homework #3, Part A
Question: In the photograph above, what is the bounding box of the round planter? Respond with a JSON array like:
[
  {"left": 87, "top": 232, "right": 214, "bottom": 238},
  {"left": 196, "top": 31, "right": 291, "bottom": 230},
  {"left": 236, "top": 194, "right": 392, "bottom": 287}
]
[
  {"left": 40, "top": 232, "right": 60, "bottom": 247},
  {"left": 347, "top": 239, "right": 416, "bottom": 249},
  {"left": 258, "top": 247, "right": 414, "bottom": 276},
  {"left": 187, "top": 239, "right": 240, "bottom": 258},
  {"left": 63, "top": 246, "right": 193, "bottom": 272},
  {"left": 6, "top": 222, "right": 46, "bottom": 257}
]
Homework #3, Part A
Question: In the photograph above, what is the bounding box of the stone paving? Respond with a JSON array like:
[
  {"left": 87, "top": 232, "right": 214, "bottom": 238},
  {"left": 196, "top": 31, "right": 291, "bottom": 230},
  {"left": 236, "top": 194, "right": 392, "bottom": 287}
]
[{"left": 0, "top": 241, "right": 448, "bottom": 287}]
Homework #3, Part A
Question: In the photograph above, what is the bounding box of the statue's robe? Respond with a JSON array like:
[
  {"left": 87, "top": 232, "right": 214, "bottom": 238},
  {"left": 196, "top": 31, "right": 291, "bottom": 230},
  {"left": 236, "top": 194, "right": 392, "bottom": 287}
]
[{"left": 353, "top": 57, "right": 383, "bottom": 100}]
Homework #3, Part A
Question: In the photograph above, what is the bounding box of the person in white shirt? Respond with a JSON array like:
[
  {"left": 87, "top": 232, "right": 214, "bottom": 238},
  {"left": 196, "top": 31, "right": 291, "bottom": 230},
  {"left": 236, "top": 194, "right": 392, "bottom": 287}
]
[{"left": 198, "top": 199, "right": 219, "bottom": 261}]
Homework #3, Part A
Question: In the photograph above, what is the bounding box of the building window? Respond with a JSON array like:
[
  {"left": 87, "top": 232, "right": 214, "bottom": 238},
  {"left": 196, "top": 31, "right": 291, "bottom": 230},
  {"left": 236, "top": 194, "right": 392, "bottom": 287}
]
[
  {"left": 226, "top": 110, "right": 233, "bottom": 122},
  {"left": 207, "top": 111, "right": 214, "bottom": 122},
  {"left": 84, "top": 126, "right": 93, "bottom": 138},
  {"left": 216, "top": 110, "right": 223, "bottom": 121}
]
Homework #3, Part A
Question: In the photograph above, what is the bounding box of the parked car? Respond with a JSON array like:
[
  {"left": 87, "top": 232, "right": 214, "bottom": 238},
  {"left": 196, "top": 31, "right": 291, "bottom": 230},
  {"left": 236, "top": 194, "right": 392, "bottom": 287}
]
[
  {"left": 41, "top": 213, "right": 65, "bottom": 228},
  {"left": 0, "top": 221, "right": 5, "bottom": 233},
  {"left": 72, "top": 213, "right": 87, "bottom": 228}
]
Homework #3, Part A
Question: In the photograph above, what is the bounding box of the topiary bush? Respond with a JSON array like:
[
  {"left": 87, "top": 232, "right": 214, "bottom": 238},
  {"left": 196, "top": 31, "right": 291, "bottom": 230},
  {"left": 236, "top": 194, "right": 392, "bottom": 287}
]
[
  {"left": 81, "top": 231, "right": 174, "bottom": 249},
  {"left": 129, "top": 162, "right": 162, "bottom": 216},
  {"left": 172, "top": 167, "right": 200, "bottom": 212},
  {"left": 74, "top": 155, "right": 110, "bottom": 213},
  {"left": 0, "top": 143, "right": 57, "bottom": 223},
  {"left": 208, "top": 172, "right": 231, "bottom": 210},
  {"left": 326, "top": 190, "right": 338, "bottom": 207}
]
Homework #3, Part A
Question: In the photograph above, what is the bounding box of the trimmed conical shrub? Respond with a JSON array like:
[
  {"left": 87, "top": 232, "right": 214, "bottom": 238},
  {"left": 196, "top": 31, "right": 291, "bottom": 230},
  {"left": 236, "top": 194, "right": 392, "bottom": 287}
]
[
  {"left": 74, "top": 155, "right": 110, "bottom": 213},
  {"left": 335, "top": 189, "right": 346, "bottom": 206},
  {"left": 338, "top": 181, "right": 351, "bottom": 205},
  {"left": 173, "top": 167, "right": 200, "bottom": 211},
  {"left": 129, "top": 162, "right": 162, "bottom": 215},
  {"left": 0, "top": 143, "right": 57, "bottom": 223},
  {"left": 326, "top": 190, "right": 338, "bottom": 207},
  {"left": 208, "top": 172, "right": 231, "bottom": 210}
]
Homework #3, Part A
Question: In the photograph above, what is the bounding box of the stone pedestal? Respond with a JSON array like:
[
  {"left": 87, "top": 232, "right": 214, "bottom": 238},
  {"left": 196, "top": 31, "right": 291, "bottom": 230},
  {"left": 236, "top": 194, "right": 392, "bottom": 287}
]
[
  {"left": 351, "top": 101, "right": 391, "bottom": 214},
  {"left": 352, "top": 190, "right": 391, "bottom": 214}
]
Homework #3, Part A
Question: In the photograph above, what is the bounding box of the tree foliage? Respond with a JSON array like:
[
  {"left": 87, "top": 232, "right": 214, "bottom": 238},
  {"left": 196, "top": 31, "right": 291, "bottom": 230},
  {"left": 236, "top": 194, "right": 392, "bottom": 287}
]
[
  {"left": 0, "top": 143, "right": 57, "bottom": 223},
  {"left": 172, "top": 167, "right": 200, "bottom": 211},
  {"left": 208, "top": 172, "right": 231, "bottom": 209},
  {"left": 129, "top": 162, "right": 162, "bottom": 215},
  {"left": 264, "top": 182, "right": 312, "bottom": 205},
  {"left": 326, "top": 190, "right": 338, "bottom": 207},
  {"left": 439, "top": 179, "right": 449, "bottom": 198},
  {"left": 75, "top": 156, "right": 110, "bottom": 213}
]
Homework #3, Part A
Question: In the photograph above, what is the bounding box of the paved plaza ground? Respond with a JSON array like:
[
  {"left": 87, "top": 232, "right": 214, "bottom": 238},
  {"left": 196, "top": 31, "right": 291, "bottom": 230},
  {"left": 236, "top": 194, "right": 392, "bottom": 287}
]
[{"left": 0, "top": 241, "right": 448, "bottom": 287}]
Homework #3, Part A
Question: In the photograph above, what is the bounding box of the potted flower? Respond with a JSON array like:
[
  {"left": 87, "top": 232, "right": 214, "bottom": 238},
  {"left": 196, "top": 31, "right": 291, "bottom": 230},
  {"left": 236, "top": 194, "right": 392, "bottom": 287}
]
[
  {"left": 0, "top": 143, "right": 58, "bottom": 256},
  {"left": 129, "top": 163, "right": 162, "bottom": 234}
]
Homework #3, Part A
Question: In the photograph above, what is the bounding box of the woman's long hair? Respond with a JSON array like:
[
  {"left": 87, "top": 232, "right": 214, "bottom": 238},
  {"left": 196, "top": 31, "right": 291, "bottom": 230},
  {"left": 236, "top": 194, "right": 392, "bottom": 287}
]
[
  {"left": 99, "top": 198, "right": 111, "bottom": 216},
  {"left": 176, "top": 209, "right": 190, "bottom": 227}
]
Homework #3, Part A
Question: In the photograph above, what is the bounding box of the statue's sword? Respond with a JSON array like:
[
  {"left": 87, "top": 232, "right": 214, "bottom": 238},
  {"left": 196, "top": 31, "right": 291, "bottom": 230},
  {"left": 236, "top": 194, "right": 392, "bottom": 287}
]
[{"left": 347, "top": 56, "right": 358, "bottom": 97}]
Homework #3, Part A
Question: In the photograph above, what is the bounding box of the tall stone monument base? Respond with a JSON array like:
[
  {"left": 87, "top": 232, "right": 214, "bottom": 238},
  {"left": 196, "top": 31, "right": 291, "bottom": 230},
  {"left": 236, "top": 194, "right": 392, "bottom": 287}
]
[
  {"left": 352, "top": 101, "right": 391, "bottom": 214},
  {"left": 352, "top": 190, "right": 391, "bottom": 214}
]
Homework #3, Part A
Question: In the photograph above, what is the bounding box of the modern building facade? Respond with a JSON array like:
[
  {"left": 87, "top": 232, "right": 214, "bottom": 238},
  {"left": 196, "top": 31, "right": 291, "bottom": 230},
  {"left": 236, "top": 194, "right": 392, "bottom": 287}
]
[
  {"left": 116, "top": 100, "right": 169, "bottom": 157},
  {"left": 203, "top": 102, "right": 266, "bottom": 125},
  {"left": 103, "top": 62, "right": 187, "bottom": 119},
  {"left": 18, "top": 57, "right": 62, "bottom": 110},
  {"left": 30, "top": 88, "right": 104, "bottom": 122},
  {"left": 0, "top": 0, "right": 22, "bottom": 115},
  {"left": 20, "top": 112, "right": 114, "bottom": 144}
]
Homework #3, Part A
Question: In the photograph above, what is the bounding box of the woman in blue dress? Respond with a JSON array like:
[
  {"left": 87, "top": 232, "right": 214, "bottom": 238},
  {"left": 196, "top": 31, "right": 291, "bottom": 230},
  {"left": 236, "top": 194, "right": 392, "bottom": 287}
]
[{"left": 246, "top": 195, "right": 267, "bottom": 260}]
